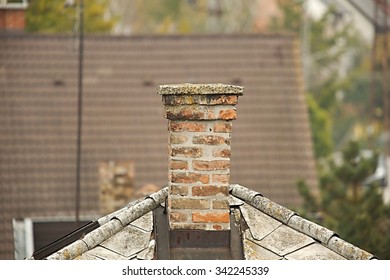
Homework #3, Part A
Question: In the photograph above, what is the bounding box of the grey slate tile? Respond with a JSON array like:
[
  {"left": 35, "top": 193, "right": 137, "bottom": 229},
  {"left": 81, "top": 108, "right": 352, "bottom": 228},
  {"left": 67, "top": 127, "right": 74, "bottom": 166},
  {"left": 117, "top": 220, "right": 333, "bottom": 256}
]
[
  {"left": 285, "top": 243, "right": 346, "bottom": 260},
  {"left": 84, "top": 245, "right": 129, "bottom": 260},
  {"left": 100, "top": 224, "right": 152, "bottom": 258},
  {"left": 258, "top": 225, "right": 315, "bottom": 256},
  {"left": 136, "top": 240, "right": 156, "bottom": 260},
  {"left": 130, "top": 211, "right": 153, "bottom": 232},
  {"left": 243, "top": 232, "right": 282, "bottom": 260},
  {"left": 240, "top": 204, "right": 281, "bottom": 241},
  {"left": 74, "top": 252, "right": 103, "bottom": 260}
]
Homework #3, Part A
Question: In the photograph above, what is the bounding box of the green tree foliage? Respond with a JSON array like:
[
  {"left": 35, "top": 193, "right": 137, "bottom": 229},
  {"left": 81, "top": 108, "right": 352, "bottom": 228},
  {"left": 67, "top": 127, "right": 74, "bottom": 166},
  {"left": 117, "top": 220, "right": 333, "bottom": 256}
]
[
  {"left": 268, "top": 0, "right": 302, "bottom": 33},
  {"left": 269, "top": 0, "right": 368, "bottom": 158},
  {"left": 297, "top": 140, "right": 390, "bottom": 259},
  {"left": 26, "top": 0, "right": 115, "bottom": 33},
  {"left": 129, "top": 0, "right": 204, "bottom": 34},
  {"left": 129, "top": 0, "right": 259, "bottom": 34},
  {"left": 306, "top": 94, "right": 333, "bottom": 158}
]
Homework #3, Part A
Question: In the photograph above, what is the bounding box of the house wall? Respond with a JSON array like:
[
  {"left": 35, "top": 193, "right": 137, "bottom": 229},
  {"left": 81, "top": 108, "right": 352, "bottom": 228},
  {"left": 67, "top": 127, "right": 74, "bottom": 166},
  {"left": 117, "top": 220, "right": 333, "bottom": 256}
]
[{"left": 0, "top": 8, "right": 25, "bottom": 31}]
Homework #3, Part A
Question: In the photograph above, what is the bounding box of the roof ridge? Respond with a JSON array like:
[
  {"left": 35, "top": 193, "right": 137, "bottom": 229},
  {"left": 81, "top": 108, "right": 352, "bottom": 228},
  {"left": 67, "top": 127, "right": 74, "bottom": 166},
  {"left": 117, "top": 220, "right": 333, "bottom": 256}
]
[
  {"left": 97, "top": 198, "right": 144, "bottom": 225},
  {"left": 230, "top": 184, "right": 377, "bottom": 260},
  {"left": 45, "top": 187, "right": 168, "bottom": 260}
]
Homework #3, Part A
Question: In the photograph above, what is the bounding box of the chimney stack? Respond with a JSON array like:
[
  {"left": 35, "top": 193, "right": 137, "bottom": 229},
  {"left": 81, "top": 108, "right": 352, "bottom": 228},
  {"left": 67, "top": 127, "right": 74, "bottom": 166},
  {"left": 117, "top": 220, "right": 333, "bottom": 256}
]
[{"left": 158, "top": 83, "right": 243, "bottom": 231}]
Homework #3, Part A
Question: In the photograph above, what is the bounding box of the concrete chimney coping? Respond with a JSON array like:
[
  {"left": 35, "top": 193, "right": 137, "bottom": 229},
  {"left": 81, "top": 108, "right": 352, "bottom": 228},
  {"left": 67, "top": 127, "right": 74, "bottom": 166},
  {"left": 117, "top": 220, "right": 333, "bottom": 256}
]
[{"left": 158, "top": 83, "right": 244, "bottom": 96}]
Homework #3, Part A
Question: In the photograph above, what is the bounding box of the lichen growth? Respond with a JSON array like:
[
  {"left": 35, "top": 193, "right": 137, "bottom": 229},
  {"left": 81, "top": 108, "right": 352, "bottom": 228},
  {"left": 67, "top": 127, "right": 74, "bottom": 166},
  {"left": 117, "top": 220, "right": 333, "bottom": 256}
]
[{"left": 158, "top": 83, "right": 244, "bottom": 95}]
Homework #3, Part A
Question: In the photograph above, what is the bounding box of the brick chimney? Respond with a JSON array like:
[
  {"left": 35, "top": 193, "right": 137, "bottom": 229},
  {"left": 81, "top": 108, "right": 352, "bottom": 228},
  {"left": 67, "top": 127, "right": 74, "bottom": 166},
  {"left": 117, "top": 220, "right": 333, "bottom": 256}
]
[
  {"left": 0, "top": 1, "right": 28, "bottom": 31},
  {"left": 158, "top": 83, "right": 243, "bottom": 231}
]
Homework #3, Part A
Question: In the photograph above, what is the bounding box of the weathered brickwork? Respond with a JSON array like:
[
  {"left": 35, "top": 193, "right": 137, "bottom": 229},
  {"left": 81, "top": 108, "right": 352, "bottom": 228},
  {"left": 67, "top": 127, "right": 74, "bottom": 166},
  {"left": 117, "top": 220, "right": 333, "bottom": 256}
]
[{"left": 158, "top": 83, "right": 243, "bottom": 231}]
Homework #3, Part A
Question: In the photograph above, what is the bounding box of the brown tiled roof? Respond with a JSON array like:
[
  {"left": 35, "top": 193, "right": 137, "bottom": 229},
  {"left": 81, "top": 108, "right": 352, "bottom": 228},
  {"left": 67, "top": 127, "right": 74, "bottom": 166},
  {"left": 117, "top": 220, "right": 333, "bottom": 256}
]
[
  {"left": 0, "top": 33, "right": 317, "bottom": 259},
  {"left": 40, "top": 185, "right": 375, "bottom": 260}
]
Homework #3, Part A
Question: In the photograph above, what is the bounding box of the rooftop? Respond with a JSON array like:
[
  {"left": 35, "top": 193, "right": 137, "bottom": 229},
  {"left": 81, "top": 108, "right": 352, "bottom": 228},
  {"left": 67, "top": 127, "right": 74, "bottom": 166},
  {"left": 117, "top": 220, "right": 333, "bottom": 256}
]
[
  {"left": 0, "top": 33, "right": 318, "bottom": 259},
  {"left": 36, "top": 184, "right": 376, "bottom": 260}
]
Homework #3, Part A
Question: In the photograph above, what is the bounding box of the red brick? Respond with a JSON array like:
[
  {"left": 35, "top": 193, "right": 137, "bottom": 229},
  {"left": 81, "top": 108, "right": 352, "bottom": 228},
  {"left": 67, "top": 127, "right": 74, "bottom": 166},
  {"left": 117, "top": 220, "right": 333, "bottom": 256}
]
[
  {"left": 212, "top": 200, "right": 230, "bottom": 209},
  {"left": 170, "top": 160, "right": 188, "bottom": 170},
  {"left": 170, "top": 121, "right": 207, "bottom": 132},
  {"left": 192, "top": 135, "right": 228, "bottom": 145},
  {"left": 170, "top": 134, "right": 188, "bottom": 144},
  {"left": 170, "top": 185, "right": 188, "bottom": 196},
  {"left": 170, "top": 211, "right": 188, "bottom": 222},
  {"left": 163, "top": 95, "right": 238, "bottom": 106},
  {"left": 171, "top": 198, "right": 210, "bottom": 209},
  {"left": 204, "top": 95, "right": 238, "bottom": 105},
  {"left": 218, "top": 109, "right": 236, "bottom": 120},
  {"left": 171, "top": 172, "right": 210, "bottom": 184},
  {"left": 163, "top": 95, "right": 195, "bottom": 105},
  {"left": 171, "top": 147, "right": 202, "bottom": 158},
  {"left": 212, "top": 148, "right": 231, "bottom": 158},
  {"left": 207, "top": 109, "right": 216, "bottom": 119},
  {"left": 213, "top": 224, "right": 223, "bottom": 230},
  {"left": 165, "top": 106, "right": 205, "bottom": 120},
  {"left": 193, "top": 160, "right": 230, "bottom": 171},
  {"left": 213, "top": 122, "right": 232, "bottom": 133},
  {"left": 212, "top": 174, "right": 230, "bottom": 184},
  {"left": 192, "top": 186, "right": 229, "bottom": 196},
  {"left": 192, "top": 212, "right": 230, "bottom": 223}
]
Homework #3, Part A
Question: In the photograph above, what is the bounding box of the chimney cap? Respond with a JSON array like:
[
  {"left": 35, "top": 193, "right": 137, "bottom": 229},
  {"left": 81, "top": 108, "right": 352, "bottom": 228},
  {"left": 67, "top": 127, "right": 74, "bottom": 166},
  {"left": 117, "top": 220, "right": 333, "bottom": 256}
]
[{"left": 157, "top": 83, "right": 243, "bottom": 96}]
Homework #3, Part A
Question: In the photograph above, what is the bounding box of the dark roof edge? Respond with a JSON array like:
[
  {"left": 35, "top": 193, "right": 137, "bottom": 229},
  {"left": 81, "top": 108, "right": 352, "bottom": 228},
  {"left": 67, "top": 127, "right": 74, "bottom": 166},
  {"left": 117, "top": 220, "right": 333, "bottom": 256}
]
[
  {"left": 44, "top": 187, "right": 168, "bottom": 260},
  {"left": 229, "top": 184, "right": 377, "bottom": 260}
]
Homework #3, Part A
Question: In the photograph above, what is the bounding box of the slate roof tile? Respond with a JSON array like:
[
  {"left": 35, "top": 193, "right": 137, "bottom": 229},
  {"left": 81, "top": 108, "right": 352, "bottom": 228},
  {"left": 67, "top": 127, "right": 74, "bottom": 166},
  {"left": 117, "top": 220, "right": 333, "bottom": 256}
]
[
  {"left": 242, "top": 238, "right": 282, "bottom": 260},
  {"left": 232, "top": 184, "right": 376, "bottom": 260},
  {"left": 79, "top": 246, "right": 128, "bottom": 260},
  {"left": 240, "top": 204, "right": 282, "bottom": 240},
  {"left": 99, "top": 224, "right": 151, "bottom": 258},
  {"left": 44, "top": 188, "right": 167, "bottom": 260},
  {"left": 285, "top": 243, "right": 345, "bottom": 260},
  {"left": 257, "top": 224, "right": 315, "bottom": 256}
]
